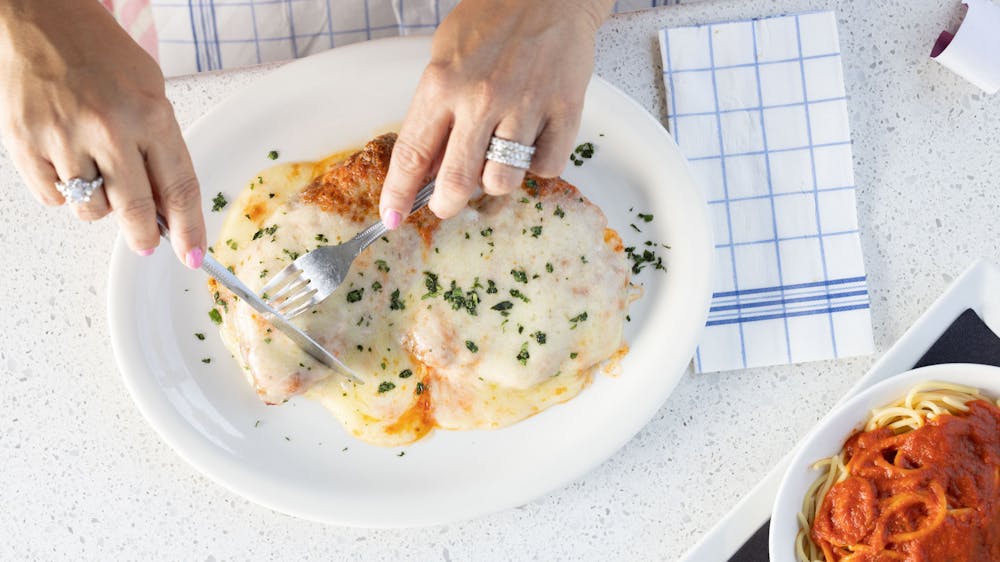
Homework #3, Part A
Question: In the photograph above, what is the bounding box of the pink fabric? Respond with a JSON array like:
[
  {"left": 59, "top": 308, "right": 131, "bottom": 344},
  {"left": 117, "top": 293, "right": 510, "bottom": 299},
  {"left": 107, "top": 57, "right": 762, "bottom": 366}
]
[{"left": 103, "top": 0, "right": 158, "bottom": 61}]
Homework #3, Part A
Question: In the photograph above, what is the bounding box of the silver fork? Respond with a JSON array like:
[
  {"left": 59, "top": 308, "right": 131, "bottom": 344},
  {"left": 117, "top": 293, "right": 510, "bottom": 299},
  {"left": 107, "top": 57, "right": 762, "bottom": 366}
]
[{"left": 262, "top": 181, "right": 435, "bottom": 318}]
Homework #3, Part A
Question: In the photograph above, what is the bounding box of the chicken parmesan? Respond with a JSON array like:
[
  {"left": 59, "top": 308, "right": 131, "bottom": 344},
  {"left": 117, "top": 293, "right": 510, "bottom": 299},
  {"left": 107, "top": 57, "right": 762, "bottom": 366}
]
[{"left": 209, "top": 134, "right": 633, "bottom": 446}]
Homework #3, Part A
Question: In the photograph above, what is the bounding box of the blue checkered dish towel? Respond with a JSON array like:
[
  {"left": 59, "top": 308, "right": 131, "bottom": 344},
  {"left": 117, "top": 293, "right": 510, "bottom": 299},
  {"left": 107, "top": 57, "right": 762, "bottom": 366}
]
[
  {"left": 151, "top": 0, "right": 696, "bottom": 77},
  {"left": 658, "top": 11, "right": 874, "bottom": 373}
]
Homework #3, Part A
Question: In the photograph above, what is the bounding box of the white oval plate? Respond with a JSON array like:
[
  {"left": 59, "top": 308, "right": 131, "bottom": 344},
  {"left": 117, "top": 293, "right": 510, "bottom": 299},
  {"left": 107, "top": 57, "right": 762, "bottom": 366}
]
[
  {"left": 107, "top": 36, "right": 713, "bottom": 527},
  {"left": 769, "top": 363, "right": 1000, "bottom": 560}
]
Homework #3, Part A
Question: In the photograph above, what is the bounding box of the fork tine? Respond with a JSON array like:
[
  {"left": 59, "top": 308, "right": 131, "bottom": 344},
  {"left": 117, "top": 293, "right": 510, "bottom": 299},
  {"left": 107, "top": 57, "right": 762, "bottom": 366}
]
[
  {"left": 275, "top": 285, "right": 316, "bottom": 312},
  {"left": 277, "top": 288, "right": 318, "bottom": 317},
  {"left": 269, "top": 276, "right": 311, "bottom": 305},
  {"left": 281, "top": 294, "right": 319, "bottom": 319},
  {"left": 261, "top": 264, "right": 302, "bottom": 296}
]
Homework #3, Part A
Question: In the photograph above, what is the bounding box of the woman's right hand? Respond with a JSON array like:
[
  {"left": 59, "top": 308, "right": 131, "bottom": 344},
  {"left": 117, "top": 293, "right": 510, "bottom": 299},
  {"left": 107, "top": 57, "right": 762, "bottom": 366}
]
[{"left": 0, "top": 0, "right": 206, "bottom": 268}]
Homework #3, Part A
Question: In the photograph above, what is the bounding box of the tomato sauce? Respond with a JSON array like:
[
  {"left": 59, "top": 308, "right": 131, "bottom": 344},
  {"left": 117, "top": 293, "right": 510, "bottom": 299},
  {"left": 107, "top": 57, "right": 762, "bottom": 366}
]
[{"left": 811, "top": 400, "right": 1000, "bottom": 561}]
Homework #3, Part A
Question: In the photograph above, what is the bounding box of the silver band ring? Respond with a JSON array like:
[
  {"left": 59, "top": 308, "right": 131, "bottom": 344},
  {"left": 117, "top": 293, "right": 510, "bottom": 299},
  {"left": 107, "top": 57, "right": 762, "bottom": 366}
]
[
  {"left": 55, "top": 176, "right": 104, "bottom": 205},
  {"left": 485, "top": 136, "right": 535, "bottom": 170}
]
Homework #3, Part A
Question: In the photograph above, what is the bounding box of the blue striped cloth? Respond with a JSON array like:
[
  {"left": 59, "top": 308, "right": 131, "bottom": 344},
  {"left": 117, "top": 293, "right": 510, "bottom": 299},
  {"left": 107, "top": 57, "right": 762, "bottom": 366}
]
[
  {"left": 150, "top": 0, "right": 695, "bottom": 77},
  {"left": 659, "top": 11, "right": 874, "bottom": 372}
]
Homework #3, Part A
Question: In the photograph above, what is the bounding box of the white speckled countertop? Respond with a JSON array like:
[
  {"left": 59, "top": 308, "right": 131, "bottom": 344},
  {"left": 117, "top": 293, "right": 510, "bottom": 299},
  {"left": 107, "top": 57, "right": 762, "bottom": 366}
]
[{"left": 2, "top": 1, "right": 999, "bottom": 560}]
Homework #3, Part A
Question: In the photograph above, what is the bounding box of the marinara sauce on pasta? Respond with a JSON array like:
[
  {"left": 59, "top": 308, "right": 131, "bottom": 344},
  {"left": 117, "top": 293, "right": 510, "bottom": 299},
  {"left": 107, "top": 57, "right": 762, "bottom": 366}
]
[{"left": 809, "top": 398, "right": 1000, "bottom": 561}]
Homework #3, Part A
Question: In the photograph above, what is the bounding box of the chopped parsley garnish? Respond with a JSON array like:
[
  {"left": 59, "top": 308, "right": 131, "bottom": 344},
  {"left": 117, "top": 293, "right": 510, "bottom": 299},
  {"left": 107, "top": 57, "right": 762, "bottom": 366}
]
[
  {"left": 267, "top": 150, "right": 279, "bottom": 160},
  {"left": 570, "top": 142, "right": 596, "bottom": 166},
  {"left": 530, "top": 226, "right": 543, "bottom": 238},
  {"left": 516, "top": 343, "right": 530, "bottom": 366},
  {"left": 226, "top": 239, "right": 238, "bottom": 250},
  {"left": 371, "top": 280, "right": 382, "bottom": 292},
  {"left": 581, "top": 255, "right": 588, "bottom": 264},
  {"left": 554, "top": 205, "right": 565, "bottom": 219},
  {"left": 194, "top": 333, "right": 205, "bottom": 340},
  {"left": 377, "top": 381, "right": 396, "bottom": 393},
  {"left": 346, "top": 288, "right": 364, "bottom": 303},
  {"left": 422, "top": 271, "right": 440, "bottom": 297},
  {"left": 533, "top": 332, "right": 547, "bottom": 345},
  {"left": 510, "top": 288, "right": 530, "bottom": 303},
  {"left": 624, "top": 246, "right": 667, "bottom": 274},
  {"left": 208, "top": 308, "right": 222, "bottom": 324},
  {"left": 491, "top": 300, "right": 514, "bottom": 316},
  {"left": 535, "top": 202, "right": 543, "bottom": 211},
  {"left": 257, "top": 176, "right": 264, "bottom": 184},
  {"left": 389, "top": 289, "right": 406, "bottom": 310},
  {"left": 259, "top": 269, "right": 268, "bottom": 279},
  {"left": 399, "top": 369, "right": 413, "bottom": 379},
  {"left": 480, "top": 227, "right": 493, "bottom": 237},
  {"left": 465, "top": 340, "right": 479, "bottom": 353},
  {"left": 569, "top": 311, "right": 588, "bottom": 328},
  {"left": 575, "top": 142, "right": 595, "bottom": 158},
  {"left": 570, "top": 352, "right": 579, "bottom": 359},
  {"left": 282, "top": 249, "right": 300, "bottom": 260},
  {"left": 525, "top": 178, "right": 538, "bottom": 189},
  {"left": 268, "top": 193, "right": 275, "bottom": 199},
  {"left": 486, "top": 280, "right": 498, "bottom": 294},
  {"left": 315, "top": 233, "right": 329, "bottom": 243},
  {"left": 211, "top": 192, "right": 227, "bottom": 212},
  {"left": 545, "top": 263, "right": 554, "bottom": 273},
  {"left": 638, "top": 213, "right": 654, "bottom": 222},
  {"left": 415, "top": 382, "right": 426, "bottom": 395},
  {"left": 201, "top": 358, "right": 211, "bottom": 364},
  {"left": 253, "top": 224, "right": 279, "bottom": 241},
  {"left": 519, "top": 197, "right": 530, "bottom": 204},
  {"left": 438, "top": 280, "right": 480, "bottom": 316},
  {"left": 511, "top": 269, "right": 528, "bottom": 283},
  {"left": 630, "top": 224, "right": 641, "bottom": 232},
  {"left": 375, "top": 259, "right": 390, "bottom": 273}
]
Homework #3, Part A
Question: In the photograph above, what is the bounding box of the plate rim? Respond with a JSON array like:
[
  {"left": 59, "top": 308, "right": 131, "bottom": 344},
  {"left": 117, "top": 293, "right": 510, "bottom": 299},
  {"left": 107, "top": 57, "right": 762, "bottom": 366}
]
[{"left": 107, "top": 35, "right": 714, "bottom": 527}]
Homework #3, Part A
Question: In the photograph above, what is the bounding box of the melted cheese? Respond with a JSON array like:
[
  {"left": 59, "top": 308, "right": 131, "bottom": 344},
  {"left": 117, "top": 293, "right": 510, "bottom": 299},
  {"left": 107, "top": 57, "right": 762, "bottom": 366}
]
[{"left": 212, "top": 138, "right": 632, "bottom": 446}]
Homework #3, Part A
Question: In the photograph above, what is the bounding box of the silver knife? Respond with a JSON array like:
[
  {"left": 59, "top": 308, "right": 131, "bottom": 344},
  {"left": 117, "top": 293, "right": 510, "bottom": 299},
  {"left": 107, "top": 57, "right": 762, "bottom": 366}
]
[{"left": 156, "top": 215, "right": 363, "bottom": 384}]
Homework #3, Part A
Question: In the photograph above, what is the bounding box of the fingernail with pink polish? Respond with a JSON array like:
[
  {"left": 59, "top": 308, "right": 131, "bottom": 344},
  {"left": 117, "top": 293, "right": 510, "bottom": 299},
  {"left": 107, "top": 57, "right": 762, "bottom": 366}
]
[
  {"left": 137, "top": 248, "right": 154, "bottom": 257},
  {"left": 186, "top": 247, "right": 204, "bottom": 269},
  {"left": 383, "top": 209, "right": 402, "bottom": 230}
]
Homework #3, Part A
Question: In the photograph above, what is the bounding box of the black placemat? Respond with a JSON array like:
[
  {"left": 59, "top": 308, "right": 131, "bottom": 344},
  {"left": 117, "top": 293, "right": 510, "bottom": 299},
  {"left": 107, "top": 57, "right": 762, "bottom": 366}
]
[{"left": 728, "top": 308, "right": 1000, "bottom": 562}]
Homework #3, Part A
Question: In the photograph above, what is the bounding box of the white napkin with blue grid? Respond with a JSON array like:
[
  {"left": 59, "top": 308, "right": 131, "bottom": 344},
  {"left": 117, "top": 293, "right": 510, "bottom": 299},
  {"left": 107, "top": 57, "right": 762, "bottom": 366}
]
[{"left": 658, "top": 11, "right": 874, "bottom": 373}]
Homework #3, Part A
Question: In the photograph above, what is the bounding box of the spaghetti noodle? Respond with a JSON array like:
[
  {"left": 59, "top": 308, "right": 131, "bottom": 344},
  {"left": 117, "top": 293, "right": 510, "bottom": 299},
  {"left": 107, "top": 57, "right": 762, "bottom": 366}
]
[{"left": 796, "top": 382, "right": 1000, "bottom": 562}]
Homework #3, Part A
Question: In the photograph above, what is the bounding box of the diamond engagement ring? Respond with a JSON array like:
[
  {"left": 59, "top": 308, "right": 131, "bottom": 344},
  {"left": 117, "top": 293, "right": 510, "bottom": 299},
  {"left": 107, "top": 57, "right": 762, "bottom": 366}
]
[
  {"left": 55, "top": 176, "right": 104, "bottom": 204},
  {"left": 485, "top": 136, "right": 536, "bottom": 170}
]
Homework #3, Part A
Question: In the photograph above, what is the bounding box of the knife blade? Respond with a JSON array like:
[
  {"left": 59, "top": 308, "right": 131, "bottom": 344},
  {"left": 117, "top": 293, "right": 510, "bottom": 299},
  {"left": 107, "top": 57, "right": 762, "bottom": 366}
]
[{"left": 156, "top": 215, "right": 363, "bottom": 384}]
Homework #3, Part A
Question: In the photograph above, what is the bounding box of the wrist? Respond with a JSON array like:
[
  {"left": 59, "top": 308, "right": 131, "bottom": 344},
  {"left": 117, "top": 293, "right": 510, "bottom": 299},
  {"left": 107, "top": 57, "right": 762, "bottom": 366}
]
[{"left": 563, "top": 0, "right": 616, "bottom": 33}]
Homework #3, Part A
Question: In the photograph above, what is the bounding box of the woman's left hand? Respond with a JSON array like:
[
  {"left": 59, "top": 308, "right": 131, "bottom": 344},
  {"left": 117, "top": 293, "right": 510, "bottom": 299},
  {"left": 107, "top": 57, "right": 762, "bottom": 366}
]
[{"left": 377, "top": 0, "right": 614, "bottom": 227}]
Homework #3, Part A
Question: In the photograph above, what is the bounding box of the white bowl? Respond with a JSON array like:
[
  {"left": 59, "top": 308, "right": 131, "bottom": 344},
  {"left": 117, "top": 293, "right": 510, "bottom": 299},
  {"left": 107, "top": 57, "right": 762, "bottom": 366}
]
[{"left": 769, "top": 363, "right": 1000, "bottom": 560}]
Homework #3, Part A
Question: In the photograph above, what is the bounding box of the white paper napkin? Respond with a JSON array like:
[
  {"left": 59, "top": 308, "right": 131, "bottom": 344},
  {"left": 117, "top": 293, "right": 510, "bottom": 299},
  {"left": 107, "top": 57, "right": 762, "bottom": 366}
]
[{"left": 658, "top": 11, "right": 874, "bottom": 373}]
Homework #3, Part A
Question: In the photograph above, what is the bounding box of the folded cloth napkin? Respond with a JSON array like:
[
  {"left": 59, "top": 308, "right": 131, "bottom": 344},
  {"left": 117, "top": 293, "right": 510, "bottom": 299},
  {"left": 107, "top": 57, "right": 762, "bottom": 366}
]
[
  {"left": 658, "top": 11, "right": 874, "bottom": 373},
  {"left": 148, "top": 0, "right": 699, "bottom": 77}
]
